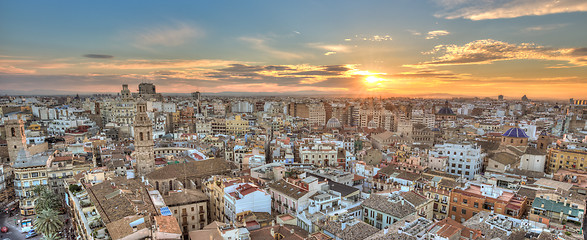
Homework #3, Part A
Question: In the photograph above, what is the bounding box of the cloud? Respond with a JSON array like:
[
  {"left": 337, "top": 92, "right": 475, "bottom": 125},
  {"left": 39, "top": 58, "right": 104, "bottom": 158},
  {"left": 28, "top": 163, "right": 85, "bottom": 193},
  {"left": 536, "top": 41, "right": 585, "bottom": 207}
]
[
  {"left": 524, "top": 23, "right": 569, "bottom": 32},
  {"left": 89, "top": 59, "right": 238, "bottom": 70},
  {"left": 83, "top": 54, "right": 113, "bottom": 59},
  {"left": 407, "top": 30, "right": 422, "bottom": 36},
  {"left": 426, "top": 30, "right": 450, "bottom": 39},
  {"left": 132, "top": 22, "right": 201, "bottom": 49},
  {"left": 410, "top": 39, "right": 587, "bottom": 66},
  {"left": 434, "top": 0, "right": 587, "bottom": 20},
  {"left": 345, "top": 34, "right": 392, "bottom": 42},
  {"left": 0, "top": 66, "right": 36, "bottom": 74},
  {"left": 308, "top": 43, "right": 352, "bottom": 56},
  {"left": 239, "top": 37, "right": 303, "bottom": 60}
]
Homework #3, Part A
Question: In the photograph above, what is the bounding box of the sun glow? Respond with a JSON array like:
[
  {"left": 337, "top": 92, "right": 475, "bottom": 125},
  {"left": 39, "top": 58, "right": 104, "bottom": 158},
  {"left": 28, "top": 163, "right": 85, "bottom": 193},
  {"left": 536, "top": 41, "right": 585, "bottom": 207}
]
[{"left": 365, "top": 75, "right": 384, "bottom": 85}]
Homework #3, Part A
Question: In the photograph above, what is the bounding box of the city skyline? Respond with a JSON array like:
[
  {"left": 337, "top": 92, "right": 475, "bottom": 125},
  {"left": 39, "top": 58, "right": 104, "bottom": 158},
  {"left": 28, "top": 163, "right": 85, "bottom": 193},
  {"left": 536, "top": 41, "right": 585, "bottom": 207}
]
[{"left": 1, "top": 1, "right": 586, "bottom": 99}]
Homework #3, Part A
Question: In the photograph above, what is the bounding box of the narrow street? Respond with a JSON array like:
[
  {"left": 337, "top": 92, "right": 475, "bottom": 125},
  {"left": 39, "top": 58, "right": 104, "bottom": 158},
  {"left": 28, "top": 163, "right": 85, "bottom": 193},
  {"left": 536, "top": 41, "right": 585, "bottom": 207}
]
[{"left": 0, "top": 211, "right": 41, "bottom": 240}]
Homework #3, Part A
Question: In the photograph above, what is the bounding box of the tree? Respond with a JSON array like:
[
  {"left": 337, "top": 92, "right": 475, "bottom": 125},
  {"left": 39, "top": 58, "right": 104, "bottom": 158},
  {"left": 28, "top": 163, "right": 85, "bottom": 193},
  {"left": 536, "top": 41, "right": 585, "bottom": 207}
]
[
  {"left": 33, "top": 209, "right": 63, "bottom": 237},
  {"left": 43, "top": 232, "right": 62, "bottom": 240},
  {"left": 33, "top": 186, "right": 61, "bottom": 213},
  {"left": 68, "top": 184, "right": 82, "bottom": 193}
]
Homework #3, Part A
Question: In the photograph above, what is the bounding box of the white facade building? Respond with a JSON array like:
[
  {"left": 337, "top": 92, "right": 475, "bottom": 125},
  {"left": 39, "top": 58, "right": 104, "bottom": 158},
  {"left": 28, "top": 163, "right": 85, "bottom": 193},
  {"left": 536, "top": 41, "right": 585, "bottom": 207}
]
[
  {"left": 223, "top": 183, "right": 271, "bottom": 223},
  {"left": 231, "top": 101, "right": 254, "bottom": 113},
  {"left": 429, "top": 143, "right": 484, "bottom": 180}
]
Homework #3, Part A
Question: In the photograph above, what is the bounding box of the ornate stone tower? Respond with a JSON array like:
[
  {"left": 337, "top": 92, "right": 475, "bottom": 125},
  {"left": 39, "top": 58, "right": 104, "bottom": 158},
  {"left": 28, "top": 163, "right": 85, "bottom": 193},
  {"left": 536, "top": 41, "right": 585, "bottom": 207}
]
[
  {"left": 4, "top": 119, "right": 27, "bottom": 164},
  {"left": 121, "top": 84, "right": 132, "bottom": 100},
  {"left": 133, "top": 101, "right": 155, "bottom": 176}
]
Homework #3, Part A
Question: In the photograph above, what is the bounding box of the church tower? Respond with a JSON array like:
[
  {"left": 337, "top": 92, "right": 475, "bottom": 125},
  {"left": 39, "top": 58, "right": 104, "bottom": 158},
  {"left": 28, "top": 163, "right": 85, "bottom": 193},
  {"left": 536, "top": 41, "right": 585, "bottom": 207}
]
[
  {"left": 4, "top": 119, "right": 27, "bottom": 164},
  {"left": 133, "top": 101, "right": 155, "bottom": 176}
]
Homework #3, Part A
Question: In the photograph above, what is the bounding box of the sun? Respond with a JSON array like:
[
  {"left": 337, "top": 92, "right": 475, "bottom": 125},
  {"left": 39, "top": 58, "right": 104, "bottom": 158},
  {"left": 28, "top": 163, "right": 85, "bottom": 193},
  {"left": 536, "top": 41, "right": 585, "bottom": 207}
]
[{"left": 365, "top": 76, "right": 383, "bottom": 85}]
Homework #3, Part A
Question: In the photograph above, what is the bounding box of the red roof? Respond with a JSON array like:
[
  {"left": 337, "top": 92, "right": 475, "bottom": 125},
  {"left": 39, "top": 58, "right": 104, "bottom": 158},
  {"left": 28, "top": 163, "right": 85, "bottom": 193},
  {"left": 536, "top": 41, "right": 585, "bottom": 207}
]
[
  {"left": 237, "top": 183, "right": 259, "bottom": 196},
  {"left": 353, "top": 174, "right": 366, "bottom": 181}
]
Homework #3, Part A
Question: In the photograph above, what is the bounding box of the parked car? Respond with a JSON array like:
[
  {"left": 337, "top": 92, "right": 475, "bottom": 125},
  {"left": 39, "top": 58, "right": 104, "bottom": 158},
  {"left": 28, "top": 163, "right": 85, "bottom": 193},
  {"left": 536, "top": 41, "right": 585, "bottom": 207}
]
[
  {"left": 20, "top": 226, "right": 33, "bottom": 233},
  {"left": 0, "top": 226, "right": 8, "bottom": 233},
  {"left": 25, "top": 232, "right": 37, "bottom": 239}
]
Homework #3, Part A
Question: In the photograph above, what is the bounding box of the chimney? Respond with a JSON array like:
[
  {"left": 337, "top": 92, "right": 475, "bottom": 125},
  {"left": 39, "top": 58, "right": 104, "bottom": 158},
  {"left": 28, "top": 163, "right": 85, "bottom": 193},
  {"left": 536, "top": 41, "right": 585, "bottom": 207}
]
[
  {"left": 290, "top": 228, "right": 294, "bottom": 234},
  {"left": 270, "top": 228, "right": 275, "bottom": 237},
  {"left": 384, "top": 226, "right": 389, "bottom": 235}
]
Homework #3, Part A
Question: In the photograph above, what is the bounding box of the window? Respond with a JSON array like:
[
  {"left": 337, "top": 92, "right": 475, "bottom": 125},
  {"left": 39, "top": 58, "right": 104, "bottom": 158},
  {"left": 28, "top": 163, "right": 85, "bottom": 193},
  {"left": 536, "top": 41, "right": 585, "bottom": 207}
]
[
  {"left": 452, "top": 206, "right": 456, "bottom": 212},
  {"left": 463, "top": 199, "right": 468, "bottom": 204},
  {"left": 191, "top": 207, "right": 194, "bottom": 211},
  {"left": 461, "top": 209, "right": 466, "bottom": 214},
  {"left": 474, "top": 202, "right": 479, "bottom": 208},
  {"left": 453, "top": 197, "right": 457, "bottom": 203}
]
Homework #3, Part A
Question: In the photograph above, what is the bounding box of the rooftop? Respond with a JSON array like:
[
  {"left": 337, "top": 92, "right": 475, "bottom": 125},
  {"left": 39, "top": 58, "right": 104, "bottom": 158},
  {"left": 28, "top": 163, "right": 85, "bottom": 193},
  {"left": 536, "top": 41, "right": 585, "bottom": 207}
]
[
  {"left": 268, "top": 179, "right": 308, "bottom": 200},
  {"left": 362, "top": 194, "right": 416, "bottom": 218},
  {"left": 163, "top": 188, "right": 208, "bottom": 207},
  {"left": 315, "top": 215, "right": 379, "bottom": 240}
]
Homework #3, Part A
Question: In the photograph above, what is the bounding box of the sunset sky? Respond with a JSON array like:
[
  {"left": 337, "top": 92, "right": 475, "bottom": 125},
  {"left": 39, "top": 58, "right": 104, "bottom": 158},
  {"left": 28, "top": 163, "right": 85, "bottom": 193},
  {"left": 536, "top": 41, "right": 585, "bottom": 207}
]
[{"left": 1, "top": 0, "right": 586, "bottom": 99}]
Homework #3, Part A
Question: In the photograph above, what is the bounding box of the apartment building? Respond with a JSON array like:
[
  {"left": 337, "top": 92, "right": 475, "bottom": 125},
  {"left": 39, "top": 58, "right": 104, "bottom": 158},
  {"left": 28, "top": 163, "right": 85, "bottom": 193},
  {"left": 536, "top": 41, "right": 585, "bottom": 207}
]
[
  {"left": 547, "top": 148, "right": 587, "bottom": 173},
  {"left": 448, "top": 182, "right": 527, "bottom": 223},
  {"left": 13, "top": 149, "right": 49, "bottom": 216},
  {"left": 299, "top": 143, "right": 337, "bottom": 167},
  {"left": 164, "top": 189, "right": 209, "bottom": 235},
  {"left": 529, "top": 189, "right": 585, "bottom": 229},
  {"left": 362, "top": 193, "right": 417, "bottom": 229},
  {"left": 429, "top": 143, "right": 484, "bottom": 180},
  {"left": 223, "top": 183, "right": 271, "bottom": 223}
]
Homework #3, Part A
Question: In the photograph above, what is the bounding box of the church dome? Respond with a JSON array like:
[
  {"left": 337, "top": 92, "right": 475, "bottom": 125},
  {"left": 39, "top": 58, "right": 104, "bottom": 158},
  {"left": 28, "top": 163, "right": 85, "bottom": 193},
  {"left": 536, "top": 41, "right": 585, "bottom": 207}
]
[
  {"left": 437, "top": 107, "right": 455, "bottom": 115},
  {"left": 437, "top": 101, "right": 455, "bottom": 115},
  {"left": 502, "top": 127, "right": 529, "bottom": 138},
  {"left": 326, "top": 117, "right": 342, "bottom": 129}
]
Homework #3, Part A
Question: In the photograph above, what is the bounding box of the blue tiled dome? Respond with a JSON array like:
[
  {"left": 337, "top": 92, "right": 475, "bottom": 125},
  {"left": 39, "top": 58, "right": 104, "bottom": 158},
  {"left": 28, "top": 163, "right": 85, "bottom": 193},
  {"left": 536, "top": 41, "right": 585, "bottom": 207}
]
[{"left": 502, "top": 127, "right": 529, "bottom": 138}]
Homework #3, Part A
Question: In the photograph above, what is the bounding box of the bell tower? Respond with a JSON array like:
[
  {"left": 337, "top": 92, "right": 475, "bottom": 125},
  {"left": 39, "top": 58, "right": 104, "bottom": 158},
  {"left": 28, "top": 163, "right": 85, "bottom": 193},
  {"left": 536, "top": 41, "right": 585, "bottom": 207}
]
[
  {"left": 4, "top": 119, "right": 27, "bottom": 164},
  {"left": 133, "top": 101, "right": 155, "bottom": 176}
]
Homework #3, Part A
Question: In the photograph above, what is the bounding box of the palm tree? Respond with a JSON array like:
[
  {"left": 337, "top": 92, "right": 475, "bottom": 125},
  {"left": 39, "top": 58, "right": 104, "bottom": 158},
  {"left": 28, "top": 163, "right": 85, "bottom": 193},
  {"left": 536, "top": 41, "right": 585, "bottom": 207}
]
[
  {"left": 33, "top": 209, "right": 63, "bottom": 237},
  {"left": 34, "top": 186, "right": 61, "bottom": 213},
  {"left": 43, "top": 232, "right": 62, "bottom": 240}
]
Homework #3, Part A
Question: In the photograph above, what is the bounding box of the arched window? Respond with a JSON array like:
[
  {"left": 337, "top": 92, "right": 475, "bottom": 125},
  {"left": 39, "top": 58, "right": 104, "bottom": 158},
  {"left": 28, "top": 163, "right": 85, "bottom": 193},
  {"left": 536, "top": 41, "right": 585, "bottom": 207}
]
[
  {"left": 156, "top": 181, "right": 159, "bottom": 190},
  {"left": 169, "top": 180, "right": 173, "bottom": 191},
  {"left": 140, "top": 132, "right": 144, "bottom": 141},
  {"left": 510, "top": 139, "right": 513, "bottom": 143},
  {"left": 11, "top": 127, "right": 15, "bottom": 137}
]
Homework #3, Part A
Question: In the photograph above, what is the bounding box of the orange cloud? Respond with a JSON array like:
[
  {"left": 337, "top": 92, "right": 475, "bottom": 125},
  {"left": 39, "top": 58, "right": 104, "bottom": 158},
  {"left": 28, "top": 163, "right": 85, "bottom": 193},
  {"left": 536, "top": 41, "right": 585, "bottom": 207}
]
[
  {"left": 410, "top": 39, "right": 587, "bottom": 66},
  {"left": 435, "top": 0, "right": 587, "bottom": 20}
]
